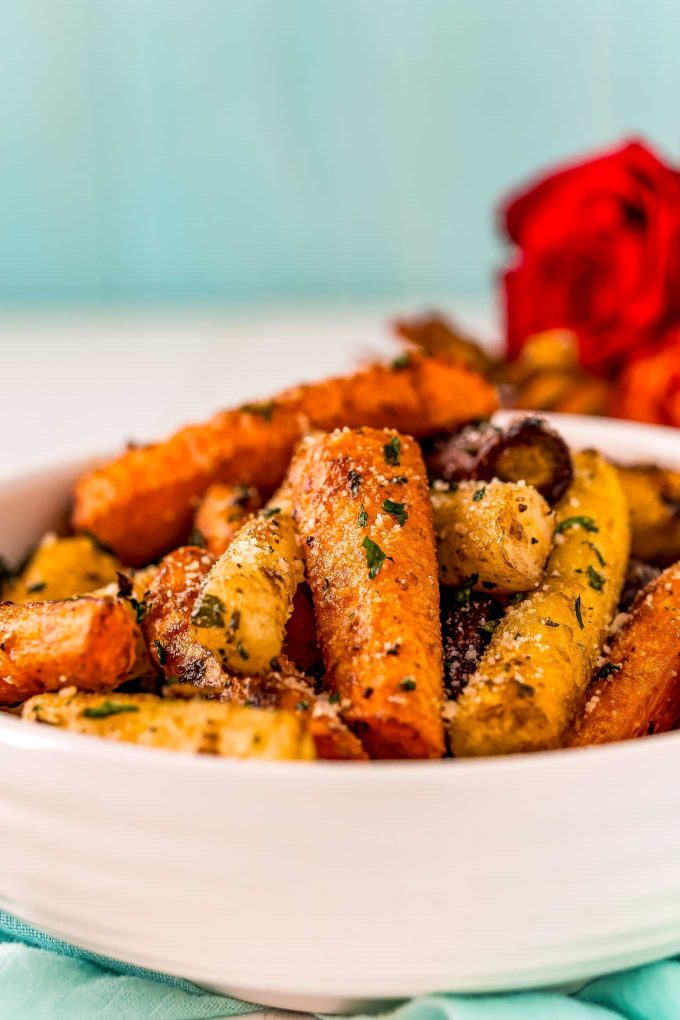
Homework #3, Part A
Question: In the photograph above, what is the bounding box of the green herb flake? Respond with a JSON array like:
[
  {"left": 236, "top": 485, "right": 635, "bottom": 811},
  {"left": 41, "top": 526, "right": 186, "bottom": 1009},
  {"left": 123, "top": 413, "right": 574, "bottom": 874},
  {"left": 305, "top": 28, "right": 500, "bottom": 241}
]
[
  {"left": 357, "top": 505, "right": 369, "bottom": 527},
  {"left": 451, "top": 573, "right": 479, "bottom": 607},
  {"left": 472, "top": 487, "right": 486, "bottom": 502},
  {"left": 295, "top": 700, "right": 310, "bottom": 712},
  {"left": 478, "top": 619, "right": 499, "bottom": 635},
  {"left": 235, "top": 640, "right": 250, "bottom": 661},
  {"left": 383, "top": 436, "right": 401, "bottom": 466},
  {"left": 584, "top": 541, "right": 606, "bottom": 567},
  {"left": 399, "top": 677, "right": 417, "bottom": 691},
  {"left": 191, "top": 594, "right": 226, "bottom": 629},
  {"left": 556, "top": 515, "right": 599, "bottom": 535},
  {"left": 543, "top": 618, "right": 560, "bottom": 628},
  {"left": 240, "top": 401, "right": 275, "bottom": 421},
  {"left": 391, "top": 475, "right": 408, "bottom": 485},
  {"left": 229, "top": 609, "right": 241, "bottom": 631},
  {"left": 347, "top": 469, "right": 362, "bottom": 496},
  {"left": 574, "top": 595, "right": 584, "bottom": 630},
  {"left": 362, "top": 536, "right": 394, "bottom": 579},
  {"left": 26, "top": 581, "right": 47, "bottom": 594},
  {"left": 382, "top": 499, "right": 408, "bottom": 527},
  {"left": 595, "top": 661, "right": 622, "bottom": 680},
  {"left": 153, "top": 640, "right": 167, "bottom": 666},
  {"left": 391, "top": 353, "right": 411, "bottom": 370},
  {"left": 586, "top": 564, "right": 606, "bottom": 592},
  {"left": 262, "top": 507, "right": 281, "bottom": 518},
  {"left": 328, "top": 692, "right": 340, "bottom": 705},
  {"left": 82, "top": 701, "right": 139, "bottom": 720},
  {"left": 509, "top": 592, "right": 525, "bottom": 605}
]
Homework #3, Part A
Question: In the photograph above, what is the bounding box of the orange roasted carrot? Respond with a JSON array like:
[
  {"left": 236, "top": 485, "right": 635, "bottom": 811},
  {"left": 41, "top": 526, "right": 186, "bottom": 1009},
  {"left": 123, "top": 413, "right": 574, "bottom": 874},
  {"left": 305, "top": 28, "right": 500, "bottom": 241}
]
[
  {"left": 142, "top": 545, "right": 227, "bottom": 693},
  {"left": 284, "top": 583, "right": 323, "bottom": 677},
  {"left": 568, "top": 562, "right": 680, "bottom": 746},
  {"left": 192, "top": 483, "right": 261, "bottom": 557},
  {"left": 73, "top": 354, "right": 498, "bottom": 565},
  {"left": 0, "top": 596, "right": 137, "bottom": 704},
  {"left": 288, "top": 427, "right": 445, "bottom": 759}
]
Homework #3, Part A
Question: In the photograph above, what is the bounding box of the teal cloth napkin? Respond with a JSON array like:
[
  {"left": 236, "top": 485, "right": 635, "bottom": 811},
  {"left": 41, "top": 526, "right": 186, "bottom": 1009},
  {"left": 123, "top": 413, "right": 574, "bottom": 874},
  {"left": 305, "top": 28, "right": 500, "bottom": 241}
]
[{"left": 2, "top": 911, "right": 679, "bottom": 1020}]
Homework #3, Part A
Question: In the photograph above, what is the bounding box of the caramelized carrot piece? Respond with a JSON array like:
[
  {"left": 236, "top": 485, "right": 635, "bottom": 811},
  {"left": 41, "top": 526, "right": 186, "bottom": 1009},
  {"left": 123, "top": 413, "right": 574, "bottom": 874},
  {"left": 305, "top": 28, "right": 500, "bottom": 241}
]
[
  {"left": 0, "top": 596, "right": 137, "bottom": 704},
  {"left": 288, "top": 428, "right": 445, "bottom": 759},
  {"left": 142, "top": 546, "right": 227, "bottom": 693},
  {"left": 569, "top": 562, "right": 680, "bottom": 746},
  {"left": 73, "top": 354, "right": 498, "bottom": 565},
  {"left": 192, "top": 484, "right": 260, "bottom": 557}
]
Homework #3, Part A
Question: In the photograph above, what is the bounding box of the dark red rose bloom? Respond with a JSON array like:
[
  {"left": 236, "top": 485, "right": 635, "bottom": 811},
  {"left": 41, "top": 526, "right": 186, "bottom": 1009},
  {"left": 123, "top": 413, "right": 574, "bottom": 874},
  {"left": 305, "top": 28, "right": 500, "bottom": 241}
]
[
  {"left": 613, "top": 330, "right": 680, "bottom": 428},
  {"left": 499, "top": 140, "right": 680, "bottom": 372}
]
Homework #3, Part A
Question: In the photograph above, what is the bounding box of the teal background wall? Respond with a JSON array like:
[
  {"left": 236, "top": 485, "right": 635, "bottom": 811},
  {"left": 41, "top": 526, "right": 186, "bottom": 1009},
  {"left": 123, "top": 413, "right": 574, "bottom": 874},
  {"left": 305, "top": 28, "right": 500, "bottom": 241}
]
[{"left": 0, "top": 0, "right": 678, "bottom": 305}]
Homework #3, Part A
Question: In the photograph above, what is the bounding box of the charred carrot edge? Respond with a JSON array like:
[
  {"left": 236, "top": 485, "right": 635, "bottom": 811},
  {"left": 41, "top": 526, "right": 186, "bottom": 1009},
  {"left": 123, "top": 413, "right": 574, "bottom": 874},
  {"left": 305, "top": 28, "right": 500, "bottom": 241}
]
[
  {"left": 569, "top": 562, "right": 680, "bottom": 746},
  {"left": 208, "top": 655, "right": 366, "bottom": 761},
  {"left": 73, "top": 353, "right": 498, "bottom": 565},
  {"left": 0, "top": 596, "right": 137, "bottom": 704},
  {"left": 288, "top": 427, "right": 445, "bottom": 759},
  {"left": 143, "top": 545, "right": 227, "bottom": 692}
]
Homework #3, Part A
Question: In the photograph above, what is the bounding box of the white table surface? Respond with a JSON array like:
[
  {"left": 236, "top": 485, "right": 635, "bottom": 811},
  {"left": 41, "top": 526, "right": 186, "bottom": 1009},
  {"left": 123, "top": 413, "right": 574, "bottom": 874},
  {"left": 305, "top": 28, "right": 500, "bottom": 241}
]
[{"left": 0, "top": 302, "right": 496, "bottom": 477}]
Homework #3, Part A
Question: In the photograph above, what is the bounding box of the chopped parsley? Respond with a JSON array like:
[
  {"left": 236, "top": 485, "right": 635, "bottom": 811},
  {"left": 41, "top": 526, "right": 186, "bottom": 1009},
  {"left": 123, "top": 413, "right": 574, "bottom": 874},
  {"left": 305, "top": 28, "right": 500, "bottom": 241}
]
[
  {"left": 262, "top": 507, "right": 281, "bottom": 518},
  {"left": 451, "top": 573, "right": 479, "bottom": 607},
  {"left": 556, "top": 516, "right": 598, "bottom": 535},
  {"left": 391, "top": 475, "right": 408, "bottom": 485},
  {"left": 574, "top": 595, "right": 584, "bottom": 630},
  {"left": 26, "top": 581, "right": 46, "bottom": 594},
  {"left": 399, "top": 677, "right": 417, "bottom": 691},
  {"left": 391, "top": 353, "right": 411, "bottom": 370},
  {"left": 240, "top": 401, "right": 275, "bottom": 421},
  {"left": 295, "top": 700, "right": 310, "bottom": 712},
  {"left": 235, "top": 640, "right": 249, "bottom": 661},
  {"left": 357, "top": 505, "right": 369, "bottom": 527},
  {"left": 478, "top": 618, "right": 499, "bottom": 635},
  {"left": 153, "top": 640, "right": 167, "bottom": 666},
  {"left": 584, "top": 541, "right": 606, "bottom": 567},
  {"left": 328, "top": 692, "right": 340, "bottom": 705},
  {"left": 191, "top": 594, "right": 226, "bottom": 629},
  {"left": 595, "top": 661, "right": 622, "bottom": 680},
  {"left": 229, "top": 609, "right": 241, "bottom": 631},
  {"left": 472, "top": 487, "right": 486, "bottom": 502},
  {"left": 383, "top": 436, "right": 401, "bottom": 466},
  {"left": 82, "top": 701, "right": 139, "bottom": 720},
  {"left": 116, "top": 571, "right": 149, "bottom": 623},
  {"left": 509, "top": 592, "right": 525, "bottom": 605},
  {"left": 586, "top": 565, "right": 606, "bottom": 592},
  {"left": 362, "top": 536, "right": 393, "bottom": 579},
  {"left": 347, "top": 469, "right": 362, "bottom": 496},
  {"left": 382, "top": 499, "right": 408, "bottom": 527}
]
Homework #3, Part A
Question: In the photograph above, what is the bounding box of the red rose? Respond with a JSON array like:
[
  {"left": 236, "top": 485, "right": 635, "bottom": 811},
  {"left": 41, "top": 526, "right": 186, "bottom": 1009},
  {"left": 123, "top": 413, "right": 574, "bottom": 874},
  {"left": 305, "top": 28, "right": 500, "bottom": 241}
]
[
  {"left": 613, "top": 330, "right": 680, "bottom": 428},
  {"left": 500, "top": 140, "right": 680, "bottom": 372}
]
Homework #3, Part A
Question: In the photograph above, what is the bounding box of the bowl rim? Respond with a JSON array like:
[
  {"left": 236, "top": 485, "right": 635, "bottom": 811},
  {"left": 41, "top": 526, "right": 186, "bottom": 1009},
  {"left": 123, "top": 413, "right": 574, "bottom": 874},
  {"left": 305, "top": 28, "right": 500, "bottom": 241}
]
[{"left": 2, "top": 409, "right": 679, "bottom": 781}]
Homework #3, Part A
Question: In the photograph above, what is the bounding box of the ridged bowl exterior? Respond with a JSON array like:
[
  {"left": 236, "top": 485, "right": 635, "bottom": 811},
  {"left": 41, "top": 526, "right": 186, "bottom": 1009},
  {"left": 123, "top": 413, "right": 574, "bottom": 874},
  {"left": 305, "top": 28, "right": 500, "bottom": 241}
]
[{"left": 0, "top": 414, "right": 679, "bottom": 1012}]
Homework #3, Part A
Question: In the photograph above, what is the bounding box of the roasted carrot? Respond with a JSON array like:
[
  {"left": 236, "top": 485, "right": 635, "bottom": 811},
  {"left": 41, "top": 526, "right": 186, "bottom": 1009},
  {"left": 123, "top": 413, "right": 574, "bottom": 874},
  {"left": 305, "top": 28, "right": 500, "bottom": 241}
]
[
  {"left": 142, "top": 545, "right": 227, "bottom": 693},
  {"left": 72, "top": 354, "right": 498, "bottom": 565},
  {"left": 288, "top": 427, "right": 445, "bottom": 759},
  {"left": 192, "top": 483, "right": 261, "bottom": 557},
  {"left": 284, "top": 583, "right": 323, "bottom": 676},
  {"left": 569, "top": 562, "right": 680, "bottom": 746},
  {"left": 0, "top": 596, "right": 137, "bottom": 704}
]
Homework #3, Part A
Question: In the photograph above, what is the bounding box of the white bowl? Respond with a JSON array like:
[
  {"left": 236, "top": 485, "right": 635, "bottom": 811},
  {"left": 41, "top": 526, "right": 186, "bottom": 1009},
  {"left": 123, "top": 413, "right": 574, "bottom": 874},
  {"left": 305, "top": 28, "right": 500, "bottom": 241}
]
[{"left": 1, "top": 413, "right": 679, "bottom": 1013}]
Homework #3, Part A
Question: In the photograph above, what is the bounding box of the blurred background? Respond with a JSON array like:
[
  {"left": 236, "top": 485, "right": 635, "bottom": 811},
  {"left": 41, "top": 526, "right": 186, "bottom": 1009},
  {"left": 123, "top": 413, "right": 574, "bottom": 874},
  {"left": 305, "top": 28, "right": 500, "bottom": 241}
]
[
  {"left": 0, "top": 0, "right": 678, "bottom": 466},
  {"left": 2, "top": 0, "right": 678, "bottom": 307}
]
